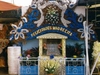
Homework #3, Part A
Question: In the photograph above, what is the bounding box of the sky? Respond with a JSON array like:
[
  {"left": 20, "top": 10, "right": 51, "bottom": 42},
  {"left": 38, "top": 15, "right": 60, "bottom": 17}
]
[{"left": 1, "top": 0, "right": 32, "bottom": 6}]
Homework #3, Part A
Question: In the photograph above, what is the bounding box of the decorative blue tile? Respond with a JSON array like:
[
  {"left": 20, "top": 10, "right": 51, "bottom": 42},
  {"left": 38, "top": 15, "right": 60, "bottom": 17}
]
[
  {"left": 20, "top": 66, "right": 38, "bottom": 75},
  {"left": 66, "top": 66, "right": 85, "bottom": 75}
]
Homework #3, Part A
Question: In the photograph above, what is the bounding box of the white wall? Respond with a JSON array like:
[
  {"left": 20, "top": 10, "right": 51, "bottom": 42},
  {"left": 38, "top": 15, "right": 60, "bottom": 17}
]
[
  {"left": 74, "top": 6, "right": 86, "bottom": 16},
  {"left": 21, "top": 6, "right": 29, "bottom": 16}
]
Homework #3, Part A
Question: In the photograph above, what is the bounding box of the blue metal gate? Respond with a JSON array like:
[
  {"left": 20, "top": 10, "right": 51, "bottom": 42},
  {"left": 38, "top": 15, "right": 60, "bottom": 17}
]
[
  {"left": 65, "top": 58, "right": 85, "bottom": 75},
  {"left": 19, "top": 57, "right": 38, "bottom": 75},
  {"left": 18, "top": 57, "right": 85, "bottom": 75}
]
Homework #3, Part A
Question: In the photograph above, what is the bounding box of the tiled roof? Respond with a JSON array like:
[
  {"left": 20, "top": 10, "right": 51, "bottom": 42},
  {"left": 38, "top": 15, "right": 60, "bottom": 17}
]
[{"left": 0, "top": 1, "right": 21, "bottom": 11}]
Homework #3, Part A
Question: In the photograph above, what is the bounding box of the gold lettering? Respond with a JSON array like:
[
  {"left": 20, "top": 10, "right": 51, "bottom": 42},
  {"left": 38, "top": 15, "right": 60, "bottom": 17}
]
[
  {"left": 31, "top": 33, "right": 35, "bottom": 36},
  {"left": 64, "top": 30, "right": 68, "bottom": 33},
  {"left": 67, "top": 31, "right": 70, "bottom": 34},
  {"left": 53, "top": 27, "right": 56, "bottom": 30},
  {"left": 61, "top": 28, "right": 65, "bottom": 32},
  {"left": 45, "top": 26, "right": 49, "bottom": 30},
  {"left": 31, "top": 26, "right": 73, "bottom": 37},
  {"left": 57, "top": 27, "right": 61, "bottom": 31},
  {"left": 42, "top": 28, "right": 46, "bottom": 31},
  {"left": 37, "top": 29, "right": 41, "bottom": 34},
  {"left": 69, "top": 33, "right": 72, "bottom": 36},
  {"left": 49, "top": 26, "right": 52, "bottom": 30}
]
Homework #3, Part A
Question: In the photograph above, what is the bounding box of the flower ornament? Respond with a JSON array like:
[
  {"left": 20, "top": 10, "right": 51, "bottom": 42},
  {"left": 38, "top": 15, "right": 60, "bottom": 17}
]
[
  {"left": 43, "top": 43, "right": 47, "bottom": 50},
  {"left": 78, "top": 14, "right": 84, "bottom": 23},
  {"left": 68, "top": 0, "right": 78, "bottom": 8},
  {"left": 58, "top": 43, "right": 62, "bottom": 50},
  {"left": 43, "top": 43, "right": 47, "bottom": 55},
  {"left": 58, "top": 43, "right": 62, "bottom": 54},
  {"left": 10, "top": 21, "right": 29, "bottom": 40},
  {"left": 44, "top": 60, "right": 60, "bottom": 74},
  {"left": 92, "top": 41, "right": 100, "bottom": 67},
  {"left": 31, "top": 4, "right": 37, "bottom": 9},
  {"left": 50, "top": 54, "right": 54, "bottom": 59},
  {"left": 45, "top": 5, "right": 60, "bottom": 25},
  {"left": 77, "top": 22, "right": 95, "bottom": 40},
  {"left": 21, "top": 17, "right": 28, "bottom": 23}
]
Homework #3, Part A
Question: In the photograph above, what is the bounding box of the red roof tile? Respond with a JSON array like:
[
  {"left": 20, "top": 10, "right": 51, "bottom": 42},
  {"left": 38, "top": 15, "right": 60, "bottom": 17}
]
[{"left": 0, "top": 1, "right": 21, "bottom": 11}]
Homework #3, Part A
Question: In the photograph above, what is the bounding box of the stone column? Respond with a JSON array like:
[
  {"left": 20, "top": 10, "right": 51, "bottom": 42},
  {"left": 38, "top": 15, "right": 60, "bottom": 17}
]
[{"left": 7, "top": 46, "right": 21, "bottom": 74}]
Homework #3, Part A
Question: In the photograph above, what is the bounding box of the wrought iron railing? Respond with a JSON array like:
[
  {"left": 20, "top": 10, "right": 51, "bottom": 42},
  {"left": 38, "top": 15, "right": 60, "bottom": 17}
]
[
  {"left": 18, "top": 57, "right": 38, "bottom": 75},
  {"left": 65, "top": 58, "right": 85, "bottom": 75},
  {"left": 18, "top": 57, "right": 85, "bottom": 75}
]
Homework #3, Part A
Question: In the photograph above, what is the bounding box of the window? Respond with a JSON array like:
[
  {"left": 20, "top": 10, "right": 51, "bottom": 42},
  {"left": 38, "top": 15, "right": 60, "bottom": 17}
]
[{"left": 42, "top": 39, "right": 62, "bottom": 56}]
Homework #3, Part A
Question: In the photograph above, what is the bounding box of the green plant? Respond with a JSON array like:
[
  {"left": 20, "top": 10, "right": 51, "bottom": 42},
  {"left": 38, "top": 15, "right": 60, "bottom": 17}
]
[{"left": 66, "top": 43, "right": 84, "bottom": 57}]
